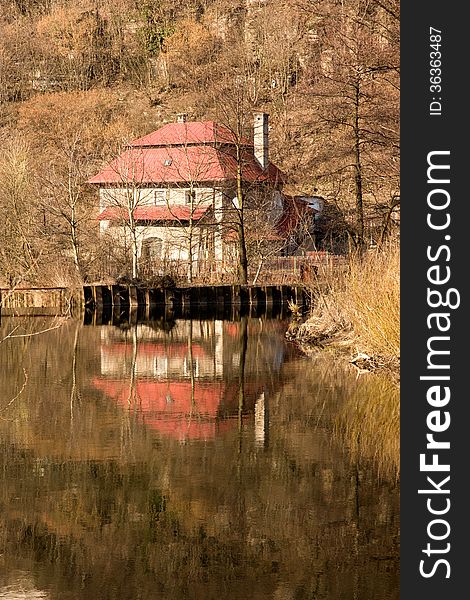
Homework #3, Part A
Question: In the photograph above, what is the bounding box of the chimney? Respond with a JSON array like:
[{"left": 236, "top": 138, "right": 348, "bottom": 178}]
[
  {"left": 253, "top": 112, "right": 269, "bottom": 170},
  {"left": 177, "top": 112, "right": 188, "bottom": 123}
]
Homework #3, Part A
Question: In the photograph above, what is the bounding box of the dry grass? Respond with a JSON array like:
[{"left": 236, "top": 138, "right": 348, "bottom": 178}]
[
  {"left": 298, "top": 242, "right": 400, "bottom": 361},
  {"left": 344, "top": 243, "right": 400, "bottom": 358}
]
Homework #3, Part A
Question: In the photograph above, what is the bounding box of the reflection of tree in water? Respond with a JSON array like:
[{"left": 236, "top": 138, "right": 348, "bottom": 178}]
[
  {"left": 238, "top": 315, "right": 247, "bottom": 451},
  {"left": 145, "top": 315, "right": 177, "bottom": 333},
  {"left": 68, "top": 321, "right": 81, "bottom": 452}
]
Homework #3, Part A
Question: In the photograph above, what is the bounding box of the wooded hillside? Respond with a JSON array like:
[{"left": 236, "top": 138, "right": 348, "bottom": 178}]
[{"left": 0, "top": 0, "right": 399, "bottom": 286}]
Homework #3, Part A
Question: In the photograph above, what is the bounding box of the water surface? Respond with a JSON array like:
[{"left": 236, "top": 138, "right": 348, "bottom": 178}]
[{"left": 0, "top": 315, "right": 399, "bottom": 599}]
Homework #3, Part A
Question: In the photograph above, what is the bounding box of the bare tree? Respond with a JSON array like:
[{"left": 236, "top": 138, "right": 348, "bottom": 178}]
[
  {"left": 0, "top": 136, "right": 42, "bottom": 285},
  {"left": 39, "top": 132, "right": 94, "bottom": 280},
  {"left": 96, "top": 145, "right": 157, "bottom": 280},
  {"left": 300, "top": 0, "right": 400, "bottom": 250},
  {"left": 212, "top": 82, "right": 260, "bottom": 285},
  {"left": 159, "top": 136, "right": 219, "bottom": 283}
]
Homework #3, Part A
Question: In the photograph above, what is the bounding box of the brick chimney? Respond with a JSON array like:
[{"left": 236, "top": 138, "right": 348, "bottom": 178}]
[{"left": 253, "top": 112, "right": 269, "bottom": 170}]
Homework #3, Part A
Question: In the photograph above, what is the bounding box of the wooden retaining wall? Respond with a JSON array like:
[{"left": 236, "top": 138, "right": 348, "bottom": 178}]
[
  {"left": 84, "top": 284, "right": 308, "bottom": 311},
  {"left": 84, "top": 284, "right": 309, "bottom": 325},
  {"left": 0, "top": 284, "right": 310, "bottom": 319}
]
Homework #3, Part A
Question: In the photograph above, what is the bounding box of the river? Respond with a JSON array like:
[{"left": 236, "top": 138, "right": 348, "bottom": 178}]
[{"left": 0, "top": 314, "right": 399, "bottom": 599}]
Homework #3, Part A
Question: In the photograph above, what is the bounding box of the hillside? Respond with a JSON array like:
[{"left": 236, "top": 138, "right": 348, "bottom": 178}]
[{"left": 0, "top": 0, "right": 399, "bottom": 286}]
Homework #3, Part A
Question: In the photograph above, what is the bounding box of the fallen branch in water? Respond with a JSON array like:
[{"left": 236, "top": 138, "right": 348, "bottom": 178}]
[
  {"left": 0, "top": 319, "right": 67, "bottom": 344},
  {"left": 0, "top": 368, "right": 28, "bottom": 416}
]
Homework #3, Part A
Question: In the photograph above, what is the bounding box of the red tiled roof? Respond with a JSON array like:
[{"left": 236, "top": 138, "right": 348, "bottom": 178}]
[
  {"left": 97, "top": 205, "right": 210, "bottom": 221},
  {"left": 129, "top": 121, "right": 252, "bottom": 147},
  {"left": 89, "top": 145, "right": 284, "bottom": 186}
]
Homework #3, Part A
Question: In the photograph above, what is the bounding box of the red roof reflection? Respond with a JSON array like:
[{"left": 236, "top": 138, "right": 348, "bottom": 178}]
[{"left": 93, "top": 379, "right": 238, "bottom": 441}]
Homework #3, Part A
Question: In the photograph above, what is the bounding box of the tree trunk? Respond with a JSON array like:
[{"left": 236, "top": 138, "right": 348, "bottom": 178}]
[
  {"left": 131, "top": 235, "right": 138, "bottom": 279},
  {"left": 377, "top": 195, "right": 400, "bottom": 249},
  {"left": 353, "top": 77, "right": 365, "bottom": 251},
  {"left": 236, "top": 149, "right": 248, "bottom": 285},
  {"left": 188, "top": 190, "right": 194, "bottom": 283},
  {"left": 130, "top": 219, "right": 138, "bottom": 280},
  {"left": 127, "top": 192, "right": 139, "bottom": 279},
  {"left": 70, "top": 203, "right": 82, "bottom": 279},
  {"left": 252, "top": 258, "right": 263, "bottom": 285},
  {"left": 238, "top": 316, "right": 248, "bottom": 454}
]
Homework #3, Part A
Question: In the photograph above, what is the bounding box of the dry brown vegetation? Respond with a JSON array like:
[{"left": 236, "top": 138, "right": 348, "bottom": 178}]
[{"left": 295, "top": 241, "right": 400, "bottom": 363}]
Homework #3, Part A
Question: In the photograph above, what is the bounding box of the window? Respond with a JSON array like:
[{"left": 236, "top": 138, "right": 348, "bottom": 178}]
[
  {"left": 141, "top": 237, "right": 163, "bottom": 260},
  {"left": 154, "top": 190, "right": 167, "bottom": 205},
  {"left": 185, "top": 189, "right": 196, "bottom": 204},
  {"left": 273, "top": 190, "right": 283, "bottom": 209}
]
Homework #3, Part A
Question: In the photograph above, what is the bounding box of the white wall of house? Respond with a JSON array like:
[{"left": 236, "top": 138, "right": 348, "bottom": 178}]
[
  {"left": 100, "top": 185, "right": 214, "bottom": 208},
  {"left": 137, "top": 226, "right": 198, "bottom": 261},
  {"left": 214, "top": 189, "right": 224, "bottom": 261},
  {"left": 102, "top": 225, "right": 207, "bottom": 262},
  {"left": 99, "top": 184, "right": 221, "bottom": 262},
  {"left": 98, "top": 182, "right": 285, "bottom": 267},
  {"left": 99, "top": 187, "right": 154, "bottom": 210}
]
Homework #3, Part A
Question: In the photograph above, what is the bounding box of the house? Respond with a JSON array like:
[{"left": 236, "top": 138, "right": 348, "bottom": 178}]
[{"left": 89, "top": 112, "right": 296, "bottom": 277}]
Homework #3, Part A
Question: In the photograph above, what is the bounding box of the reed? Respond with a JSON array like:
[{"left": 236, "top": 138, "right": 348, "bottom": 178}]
[
  {"left": 299, "top": 242, "right": 400, "bottom": 361},
  {"left": 343, "top": 242, "right": 400, "bottom": 358}
]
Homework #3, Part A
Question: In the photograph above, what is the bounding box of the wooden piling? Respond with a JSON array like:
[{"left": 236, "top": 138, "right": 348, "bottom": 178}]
[
  {"left": 198, "top": 287, "right": 208, "bottom": 310},
  {"left": 101, "top": 286, "right": 112, "bottom": 307},
  {"left": 136, "top": 286, "right": 146, "bottom": 307},
  {"left": 112, "top": 285, "right": 129, "bottom": 309},
  {"left": 264, "top": 285, "right": 274, "bottom": 305},
  {"left": 83, "top": 286, "right": 94, "bottom": 308},
  {"left": 149, "top": 288, "right": 165, "bottom": 307},
  {"left": 129, "top": 286, "right": 139, "bottom": 308}
]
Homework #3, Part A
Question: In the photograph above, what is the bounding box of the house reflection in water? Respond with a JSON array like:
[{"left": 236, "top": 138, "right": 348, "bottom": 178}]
[{"left": 93, "top": 318, "right": 288, "bottom": 443}]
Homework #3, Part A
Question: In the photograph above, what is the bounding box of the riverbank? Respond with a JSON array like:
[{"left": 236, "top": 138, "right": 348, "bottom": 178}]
[{"left": 287, "top": 243, "right": 400, "bottom": 381}]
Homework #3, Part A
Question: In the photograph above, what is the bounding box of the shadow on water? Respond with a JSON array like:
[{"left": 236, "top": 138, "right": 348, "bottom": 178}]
[{"left": 0, "top": 312, "right": 399, "bottom": 600}]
